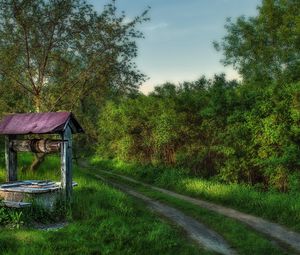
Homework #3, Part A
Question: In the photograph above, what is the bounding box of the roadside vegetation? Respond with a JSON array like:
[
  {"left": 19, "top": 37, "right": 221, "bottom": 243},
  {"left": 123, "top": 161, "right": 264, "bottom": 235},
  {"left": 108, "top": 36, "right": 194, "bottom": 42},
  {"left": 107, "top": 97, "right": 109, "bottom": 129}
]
[
  {"left": 98, "top": 171, "right": 292, "bottom": 255},
  {"left": 96, "top": 78, "right": 300, "bottom": 193},
  {"left": 91, "top": 158, "right": 300, "bottom": 232},
  {"left": 0, "top": 0, "right": 299, "bottom": 254},
  {"left": 0, "top": 155, "right": 203, "bottom": 255},
  {"left": 96, "top": 0, "right": 300, "bottom": 193}
]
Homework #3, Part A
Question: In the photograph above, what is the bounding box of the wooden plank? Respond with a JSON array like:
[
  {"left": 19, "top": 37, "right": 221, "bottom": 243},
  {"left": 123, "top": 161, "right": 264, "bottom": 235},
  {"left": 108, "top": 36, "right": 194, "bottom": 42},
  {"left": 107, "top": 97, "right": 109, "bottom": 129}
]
[
  {"left": 0, "top": 180, "right": 77, "bottom": 195},
  {"left": 0, "top": 186, "right": 60, "bottom": 194},
  {"left": 0, "top": 181, "right": 32, "bottom": 188},
  {"left": 1, "top": 200, "right": 31, "bottom": 208},
  {"left": 5, "top": 135, "right": 17, "bottom": 182},
  {"left": 56, "top": 181, "right": 77, "bottom": 187},
  {"left": 61, "top": 125, "right": 73, "bottom": 202}
]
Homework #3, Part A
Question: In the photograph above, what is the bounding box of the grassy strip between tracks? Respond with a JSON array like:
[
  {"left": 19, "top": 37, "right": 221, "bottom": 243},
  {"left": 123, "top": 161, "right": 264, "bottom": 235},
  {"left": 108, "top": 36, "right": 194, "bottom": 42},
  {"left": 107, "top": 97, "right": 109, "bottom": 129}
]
[
  {"left": 97, "top": 171, "right": 294, "bottom": 255},
  {"left": 90, "top": 158, "right": 300, "bottom": 233}
]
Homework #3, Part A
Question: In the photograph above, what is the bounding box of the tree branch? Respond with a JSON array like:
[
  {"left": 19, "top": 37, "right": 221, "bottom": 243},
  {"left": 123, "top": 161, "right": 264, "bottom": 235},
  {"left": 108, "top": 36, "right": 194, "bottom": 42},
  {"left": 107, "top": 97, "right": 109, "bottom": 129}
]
[
  {"left": 12, "top": 0, "right": 37, "bottom": 92},
  {"left": 0, "top": 67, "right": 35, "bottom": 94}
]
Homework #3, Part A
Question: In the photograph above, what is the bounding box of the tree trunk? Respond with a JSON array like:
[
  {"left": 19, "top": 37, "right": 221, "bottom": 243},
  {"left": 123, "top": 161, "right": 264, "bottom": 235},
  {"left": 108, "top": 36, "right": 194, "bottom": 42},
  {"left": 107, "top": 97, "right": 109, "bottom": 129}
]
[
  {"left": 29, "top": 93, "right": 46, "bottom": 171},
  {"left": 34, "top": 93, "right": 41, "bottom": 113},
  {"left": 30, "top": 153, "right": 46, "bottom": 171}
]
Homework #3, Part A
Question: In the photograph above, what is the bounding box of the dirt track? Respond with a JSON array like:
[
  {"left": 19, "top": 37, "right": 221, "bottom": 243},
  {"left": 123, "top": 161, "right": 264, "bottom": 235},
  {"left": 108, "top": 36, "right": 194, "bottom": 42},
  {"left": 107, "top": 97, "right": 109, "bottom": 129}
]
[
  {"left": 97, "top": 170, "right": 300, "bottom": 253},
  {"left": 96, "top": 174, "right": 236, "bottom": 255}
]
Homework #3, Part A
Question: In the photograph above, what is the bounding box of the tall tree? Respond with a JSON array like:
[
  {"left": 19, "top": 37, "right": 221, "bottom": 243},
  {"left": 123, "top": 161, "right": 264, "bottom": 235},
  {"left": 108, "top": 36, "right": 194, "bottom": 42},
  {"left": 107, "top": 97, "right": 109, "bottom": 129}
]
[
  {"left": 0, "top": 0, "right": 148, "bottom": 169},
  {"left": 0, "top": 0, "right": 148, "bottom": 112},
  {"left": 214, "top": 0, "right": 300, "bottom": 84}
]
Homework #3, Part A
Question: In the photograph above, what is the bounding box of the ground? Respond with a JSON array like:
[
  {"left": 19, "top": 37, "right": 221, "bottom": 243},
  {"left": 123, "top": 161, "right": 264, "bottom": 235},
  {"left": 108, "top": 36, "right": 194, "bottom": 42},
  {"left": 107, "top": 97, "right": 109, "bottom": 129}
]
[{"left": 0, "top": 155, "right": 299, "bottom": 255}]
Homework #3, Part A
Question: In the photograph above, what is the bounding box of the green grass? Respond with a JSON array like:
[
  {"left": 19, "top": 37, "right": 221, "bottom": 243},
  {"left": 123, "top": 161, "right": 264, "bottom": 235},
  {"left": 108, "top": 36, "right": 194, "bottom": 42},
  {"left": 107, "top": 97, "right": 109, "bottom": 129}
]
[
  {"left": 0, "top": 154, "right": 209, "bottom": 255},
  {"left": 0, "top": 153, "right": 61, "bottom": 182},
  {"left": 90, "top": 158, "right": 300, "bottom": 232},
  {"left": 98, "top": 172, "right": 292, "bottom": 255}
]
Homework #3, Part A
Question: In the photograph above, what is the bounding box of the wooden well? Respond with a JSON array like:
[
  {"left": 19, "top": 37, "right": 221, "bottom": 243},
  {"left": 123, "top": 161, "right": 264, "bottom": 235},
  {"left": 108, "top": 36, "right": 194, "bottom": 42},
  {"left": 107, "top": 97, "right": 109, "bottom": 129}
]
[
  {"left": 0, "top": 180, "right": 77, "bottom": 209},
  {"left": 0, "top": 112, "right": 84, "bottom": 208}
]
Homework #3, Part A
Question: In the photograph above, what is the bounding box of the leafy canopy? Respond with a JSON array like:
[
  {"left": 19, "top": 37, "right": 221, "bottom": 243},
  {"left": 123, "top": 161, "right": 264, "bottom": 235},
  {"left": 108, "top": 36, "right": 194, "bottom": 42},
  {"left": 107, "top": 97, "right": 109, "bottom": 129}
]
[
  {"left": 0, "top": 0, "right": 148, "bottom": 112},
  {"left": 214, "top": 0, "right": 300, "bottom": 84}
]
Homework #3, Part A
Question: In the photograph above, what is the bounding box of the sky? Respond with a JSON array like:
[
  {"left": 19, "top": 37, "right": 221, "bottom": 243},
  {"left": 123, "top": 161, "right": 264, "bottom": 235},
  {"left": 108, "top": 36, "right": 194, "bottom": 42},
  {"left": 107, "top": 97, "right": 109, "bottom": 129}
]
[{"left": 89, "top": 0, "right": 261, "bottom": 94}]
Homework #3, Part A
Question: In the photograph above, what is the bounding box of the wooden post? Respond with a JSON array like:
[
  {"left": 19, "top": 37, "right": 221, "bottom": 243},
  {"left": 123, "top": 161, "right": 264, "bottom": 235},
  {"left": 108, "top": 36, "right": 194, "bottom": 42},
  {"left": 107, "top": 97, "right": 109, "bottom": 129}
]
[
  {"left": 61, "top": 125, "right": 72, "bottom": 203},
  {"left": 5, "top": 135, "right": 17, "bottom": 182}
]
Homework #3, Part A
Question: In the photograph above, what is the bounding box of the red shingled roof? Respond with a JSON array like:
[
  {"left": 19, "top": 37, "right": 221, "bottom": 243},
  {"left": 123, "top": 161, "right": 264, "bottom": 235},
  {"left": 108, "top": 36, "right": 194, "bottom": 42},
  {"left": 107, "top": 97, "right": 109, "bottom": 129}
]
[{"left": 0, "top": 112, "right": 84, "bottom": 135}]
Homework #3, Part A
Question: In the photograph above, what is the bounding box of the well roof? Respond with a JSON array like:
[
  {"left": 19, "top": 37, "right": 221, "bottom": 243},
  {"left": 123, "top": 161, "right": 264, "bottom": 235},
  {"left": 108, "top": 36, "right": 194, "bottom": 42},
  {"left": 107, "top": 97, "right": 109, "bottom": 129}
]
[{"left": 0, "top": 112, "right": 84, "bottom": 135}]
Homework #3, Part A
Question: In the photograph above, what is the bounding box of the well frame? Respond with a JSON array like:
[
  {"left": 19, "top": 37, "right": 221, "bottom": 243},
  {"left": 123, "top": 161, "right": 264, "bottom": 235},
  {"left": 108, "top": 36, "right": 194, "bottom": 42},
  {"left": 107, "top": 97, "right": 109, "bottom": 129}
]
[{"left": 0, "top": 112, "right": 84, "bottom": 206}]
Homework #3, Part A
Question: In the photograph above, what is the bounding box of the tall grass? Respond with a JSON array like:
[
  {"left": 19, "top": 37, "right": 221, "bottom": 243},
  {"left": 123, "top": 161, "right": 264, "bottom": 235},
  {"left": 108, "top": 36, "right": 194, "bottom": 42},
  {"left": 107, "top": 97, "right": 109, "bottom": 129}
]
[
  {"left": 0, "top": 154, "right": 204, "bottom": 255},
  {"left": 104, "top": 173, "right": 290, "bottom": 255},
  {"left": 0, "top": 153, "right": 61, "bottom": 183},
  {"left": 91, "top": 158, "right": 300, "bottom": 232}
]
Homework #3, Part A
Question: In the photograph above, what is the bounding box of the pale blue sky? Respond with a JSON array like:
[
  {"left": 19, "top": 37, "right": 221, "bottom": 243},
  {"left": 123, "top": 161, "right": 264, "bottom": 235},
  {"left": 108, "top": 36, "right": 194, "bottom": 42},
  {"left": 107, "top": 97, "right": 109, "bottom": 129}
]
[{"left": 89, "top": 0, "right": 260, "bottom": 93}]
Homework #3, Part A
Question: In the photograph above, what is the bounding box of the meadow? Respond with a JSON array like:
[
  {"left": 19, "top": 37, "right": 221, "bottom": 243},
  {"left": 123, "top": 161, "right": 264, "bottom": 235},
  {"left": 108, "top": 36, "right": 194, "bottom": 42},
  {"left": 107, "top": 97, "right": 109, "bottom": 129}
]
[
  {"left": 91, "top": 158, "right": 300, "bottom": 232},
  {"left": 0, "top": 0, "right": 299, "bottom": 254},
  {"left": 0, "top": 154, "right": 299, "bottom": 255},
  {"left": 0, "top": 154, "right": 203, "bottom": 255}
]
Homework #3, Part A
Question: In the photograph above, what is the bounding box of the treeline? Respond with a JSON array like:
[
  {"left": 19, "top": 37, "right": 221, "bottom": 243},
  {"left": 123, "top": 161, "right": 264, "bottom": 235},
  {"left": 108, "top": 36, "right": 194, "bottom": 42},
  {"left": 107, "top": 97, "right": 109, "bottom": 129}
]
[
  {"left": 0, "top": 0, "right": 149, "bottom": 156},
  {"left": 0, "top": 0, "right": 299, "bottom": 190},
  {"left": 96, "top": 0, "right": 300, "bottom": 192},
  {"left": 97, "top": 76, "right": 300, "bottom": 192}
]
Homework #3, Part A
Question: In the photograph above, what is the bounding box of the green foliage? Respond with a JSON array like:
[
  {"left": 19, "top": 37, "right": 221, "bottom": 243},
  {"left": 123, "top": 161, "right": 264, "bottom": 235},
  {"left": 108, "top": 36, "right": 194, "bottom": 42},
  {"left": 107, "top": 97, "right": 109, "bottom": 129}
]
[
  {"left": 0, "top": 0, "right": 149, "bottom": 154},
  {"left": 214, "top": 0, "right": 300, "bottom": 84},
  {"left": 0, "top": 0, "right": 148, "bottom": 111},
  {"left": 103, "top": 173, "right": 289, "bottom": 255},
  {"left": 91, "top": 158, "right": 300, "bottom": 232},
  {"left": 0, "top": 208, "right": 24, "bottom": 229},
  {"left": 0, "top": 157, "right": 202, "bottom": 255},
  {"left": 8, "top": 211, "right": 24, "bottom": 229},
  {"left": 97, "top": 92, "right": 182, "bottom": 164},
  {"left": 96, "top": 76, "right": 300, "bottom": 191},
  {"left": 0, "top": 207, "right": 9, "bottom": 225}
]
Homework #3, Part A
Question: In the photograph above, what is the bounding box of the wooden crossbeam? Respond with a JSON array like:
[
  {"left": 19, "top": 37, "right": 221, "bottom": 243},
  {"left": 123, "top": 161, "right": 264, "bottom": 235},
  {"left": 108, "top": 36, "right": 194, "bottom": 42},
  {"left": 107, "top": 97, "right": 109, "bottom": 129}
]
[{"left": 11, "top": 139, "right": 61, "bottom": 153}]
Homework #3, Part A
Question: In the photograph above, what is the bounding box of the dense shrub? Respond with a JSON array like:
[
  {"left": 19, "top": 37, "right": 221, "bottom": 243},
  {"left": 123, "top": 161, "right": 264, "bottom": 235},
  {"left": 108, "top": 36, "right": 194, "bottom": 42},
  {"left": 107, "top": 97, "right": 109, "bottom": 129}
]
[{"left": 96, "top": 76, "right": 300, "bottom": 191}]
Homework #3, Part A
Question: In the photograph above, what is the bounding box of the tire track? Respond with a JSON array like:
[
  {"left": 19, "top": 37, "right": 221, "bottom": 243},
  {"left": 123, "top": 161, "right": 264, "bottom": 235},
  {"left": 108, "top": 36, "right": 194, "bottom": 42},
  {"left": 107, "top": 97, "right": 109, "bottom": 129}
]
[
  {"left": 97, "top": 170, "right": 300, "bottom": 254},
  {"left": 95, "top": 174, "right": 237, "bottom": 255}
]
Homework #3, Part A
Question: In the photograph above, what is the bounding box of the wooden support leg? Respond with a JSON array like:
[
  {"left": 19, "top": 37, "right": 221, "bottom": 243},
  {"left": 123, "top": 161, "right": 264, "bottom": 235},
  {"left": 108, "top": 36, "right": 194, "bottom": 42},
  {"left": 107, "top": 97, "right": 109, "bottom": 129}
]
[
  {"left": 5, "top": 135, "right": 17, "bottom": 182},
  {"left": 61, "top": 126, "right": 73, "bottom": 203}
]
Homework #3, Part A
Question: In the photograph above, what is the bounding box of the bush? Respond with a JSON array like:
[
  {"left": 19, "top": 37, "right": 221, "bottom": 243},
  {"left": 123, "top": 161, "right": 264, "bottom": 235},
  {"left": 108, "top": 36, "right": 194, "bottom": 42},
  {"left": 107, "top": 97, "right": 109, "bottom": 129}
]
[
  {"left": 96, "top": 77, "right": 300, "bottom": 191},
  {"left": 0, "top": 207, "right": 24, "bottom": 229}
]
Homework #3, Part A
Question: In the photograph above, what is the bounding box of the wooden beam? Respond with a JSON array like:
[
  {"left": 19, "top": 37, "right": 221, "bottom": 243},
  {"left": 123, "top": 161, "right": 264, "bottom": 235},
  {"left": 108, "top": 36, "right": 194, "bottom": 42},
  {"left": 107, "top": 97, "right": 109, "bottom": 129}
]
[
  {"left": 5, "top": 135, "right": 17, "bottom": 182},
  {"left": 11, "top": 139, "right": 61, "bottom": 153},
  {"left": 1, "top": 200, "right": 31, "bottom": 208},
  {"left": 61, "top": 125, "right": 72, "bottom": 203}
]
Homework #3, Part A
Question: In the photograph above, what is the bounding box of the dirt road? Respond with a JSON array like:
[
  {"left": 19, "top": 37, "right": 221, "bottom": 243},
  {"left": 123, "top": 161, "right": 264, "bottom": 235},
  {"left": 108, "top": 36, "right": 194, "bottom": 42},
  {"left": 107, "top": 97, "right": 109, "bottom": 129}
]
[
  {"left": 96, "top": 174, "right": 237, "bottom": 255},
  {"left": 97, "top": 170, "right": 300, "bottom": 253}
]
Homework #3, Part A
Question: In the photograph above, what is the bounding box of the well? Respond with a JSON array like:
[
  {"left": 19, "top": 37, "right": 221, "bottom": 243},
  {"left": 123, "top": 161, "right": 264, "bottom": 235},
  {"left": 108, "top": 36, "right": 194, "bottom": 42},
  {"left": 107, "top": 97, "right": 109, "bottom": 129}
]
[
  {"left": 0, "top": 112, "right": 84, "bottom": 209},
  {"left": 0, "top": 180, "right": 78, "bottom": 209}
]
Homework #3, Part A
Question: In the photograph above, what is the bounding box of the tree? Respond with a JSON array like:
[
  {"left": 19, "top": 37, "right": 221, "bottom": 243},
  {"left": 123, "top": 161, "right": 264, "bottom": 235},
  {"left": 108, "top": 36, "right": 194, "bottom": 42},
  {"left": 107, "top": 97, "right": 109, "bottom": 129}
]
[
  {"left": 214, "top": 0, "right": 300, "bottom": 84},
  {"left": 96, "top": 74, "right": 300, "bottom": 191},
  {"left": 0, "top": 0, "right": 148, "bottom": 169},
  {"left": 0, "top": 0, "right": 148, "bottom": 112}
]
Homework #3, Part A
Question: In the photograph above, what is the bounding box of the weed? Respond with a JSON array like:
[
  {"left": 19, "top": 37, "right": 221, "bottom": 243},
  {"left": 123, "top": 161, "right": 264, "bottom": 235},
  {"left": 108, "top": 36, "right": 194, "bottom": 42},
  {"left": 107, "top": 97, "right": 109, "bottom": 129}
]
[
  {"left": 91, "top": 157, "right": 300, "bottom": 232},
  {"left": 0, "top": 155, "right": 203, "bottom": 254},
  {"left": 8, "top": 211, "right": 24, "bottom": 229}
]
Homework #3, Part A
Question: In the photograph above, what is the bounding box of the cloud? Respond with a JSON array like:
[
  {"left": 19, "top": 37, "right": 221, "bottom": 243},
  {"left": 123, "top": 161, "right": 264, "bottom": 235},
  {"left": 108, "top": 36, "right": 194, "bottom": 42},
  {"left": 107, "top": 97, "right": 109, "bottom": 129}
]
[{"left": 122, "top": 16, "right": 134, "bottom": 24}]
